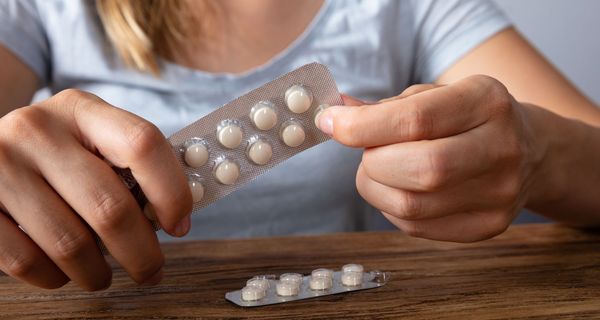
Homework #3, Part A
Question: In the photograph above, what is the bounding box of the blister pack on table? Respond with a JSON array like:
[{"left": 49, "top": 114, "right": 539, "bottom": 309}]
[{"left": 226, "top": 264, "right": 390, "bottom": 307}]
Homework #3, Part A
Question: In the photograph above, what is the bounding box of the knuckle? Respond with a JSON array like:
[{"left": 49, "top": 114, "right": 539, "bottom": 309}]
[
  {"left": 355, "top": 177, "right": 367, "bottom": 200},
  {"left": 404, "top": 84, "right": 436, "bottom": 96},
  {"left": 52, "top": 89, "right": 105, "bottom": 114},
  {"left": 2, "top": 107, "right": 47, "bottom": 141},
  {"left": 354, "top": 165, "right": 370, "bottom": 198},
  {"left": 486, "top": 77, "right": 510, "bottom": 100},
  {"left": 417, "top": 149, "right": 450, "bottom": 191},
  {"left": 403, "top": 106, "right": 433, "bottom": 141},
  {"left": 471, "top": 75, "right": 513, "bottom": 112},
  {"left": 468, "top": 74, "right": 504, "bottom": 92},
  {"left": 91, "top": 192, "right": 133, "bottom": 232},
  {"left": 0, "top": 142, "right": 12, "bottom": 178},
  {"left": 54, "top": 230, "right": 93, "bottom": 261},
  {"left": 392, "top": 191, "right": 422, "bottom": 220},
  {"left": 502, "top": 135, "right": 525, "bottom": 164},
  {"left": 2, "top": 253, "right": 37, "bottom": 278},
  {"left": 360, "top": 149, "right": 376, "bottom": 171},
  {"left": 124, "top": 121, "right": 164, "bottom": 160},
  {"left": 496, "top": 175, "right": 522, "bottom": 203},
  {"left": 53, "top": 88, "right": 92, "bottom": 103}
]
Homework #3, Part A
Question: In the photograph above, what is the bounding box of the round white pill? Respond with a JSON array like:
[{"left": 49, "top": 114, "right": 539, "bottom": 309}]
[
  {"left": 250, "top": 102, "right": 278, "bottom": 130},
  {"left": 217, "top": 122, "right": 243, "bottom": 149},
  {"left": 342, "top": 263, "right": 364, "bottom": 274},
  {"left": 309, "top": 276, "right": 333, "bottom": 290},
  {"left": 311, "top": 268, "right": 334, "bottom": 279},
  {"left": 214, "top": 159, "right": 240, "bottom": 185},
  {"left": 188, "top": 180, "right": 205, "bottom": 203},
  {"left": 247, "top": 140, "right": 272, "bottom": 165},
  {"left": 280, "top": 122, "right": 305, "bottom": 147},
  {"left": 341, "top": 272, "right": 363, "bottom": 287},
  {"left": 279, "top": 273, "right": 303, "bottom": 286},
  {"left": 285, "top": 85, "right": 313, "bottom": 113},
  {"left": 241, "top": 286, "right": 266, "bottom": 301},
  {"left": 276, "top": 281, "right": 300, "bottom": 296},
  {"left": 246, "top": 277, "right": 270, "bottom": 291},
  {"left": 183, "top": 142, "right": 209, "bottom": 168}
]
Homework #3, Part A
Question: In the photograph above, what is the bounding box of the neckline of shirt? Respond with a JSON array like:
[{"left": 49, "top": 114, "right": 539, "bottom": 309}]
[{"left": 161, "top": 0, "right": 333, "bottom": 86}]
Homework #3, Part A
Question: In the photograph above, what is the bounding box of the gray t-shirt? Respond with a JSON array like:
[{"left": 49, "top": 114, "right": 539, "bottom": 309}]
[{"left": 0, "top": 0, "right": 511, "bottom": 240}]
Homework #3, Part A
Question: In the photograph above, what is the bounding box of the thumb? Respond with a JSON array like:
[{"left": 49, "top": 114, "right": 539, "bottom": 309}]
[{"left": 317, "top": 94, "right": 368, "bottom": 136}]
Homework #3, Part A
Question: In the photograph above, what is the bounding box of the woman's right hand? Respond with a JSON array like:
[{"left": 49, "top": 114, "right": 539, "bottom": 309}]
[{"left": 0, "top": 89, "right": 193, "bottom": 291}]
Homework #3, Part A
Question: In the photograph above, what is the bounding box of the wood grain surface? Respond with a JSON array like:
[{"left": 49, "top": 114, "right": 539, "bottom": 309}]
[{"left": 0, "top": 224, "right": 599, "bottom": 319}]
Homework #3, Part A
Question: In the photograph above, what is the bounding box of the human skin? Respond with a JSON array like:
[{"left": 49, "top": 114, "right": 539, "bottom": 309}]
[
  {"left": 319, "top": 79, "right": 600, "bottom": 242},
  {"left": 317, "top": 28, "right": 600, "bottom": 241},
  {"left": 0, "top": 0, "right": 599, "bottom": 290}
]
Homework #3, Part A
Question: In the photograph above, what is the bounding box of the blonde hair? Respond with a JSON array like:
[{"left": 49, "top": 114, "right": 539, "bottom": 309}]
[{"left": 96, "top": 0, "right": 216, "bottom": 75}]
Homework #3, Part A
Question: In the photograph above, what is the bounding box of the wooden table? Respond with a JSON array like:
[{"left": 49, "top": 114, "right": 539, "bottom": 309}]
[{"left": 1, "top": 224, "right": 599, "bottom": 319}]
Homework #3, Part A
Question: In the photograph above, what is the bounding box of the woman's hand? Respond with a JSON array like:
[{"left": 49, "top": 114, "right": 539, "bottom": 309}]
[
  {"left": 0, "top": 89, "right": 192, "bottom": 290},
  {"left": 319, "top": 75, "right": 548, "bottom": 242}
]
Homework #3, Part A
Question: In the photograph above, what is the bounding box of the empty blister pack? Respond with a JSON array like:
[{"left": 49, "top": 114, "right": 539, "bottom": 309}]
[
  {"left": 226, "top": 264, "right": 390, "bottom": 307},
  {"left": 103, "top": 62, "right": 342, "bottom": 253}
]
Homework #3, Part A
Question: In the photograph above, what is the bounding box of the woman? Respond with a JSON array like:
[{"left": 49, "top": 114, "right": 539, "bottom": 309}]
[{"left": 0, "top": 0, "right": 599, "bottom": 291}]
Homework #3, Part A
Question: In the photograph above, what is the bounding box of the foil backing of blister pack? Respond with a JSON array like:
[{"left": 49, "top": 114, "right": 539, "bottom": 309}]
[
  {"left": 226, "top": 270, "right": 390, "bottom": 307},
  {"left": 169, "top": 62, "right": 342, "bottom": 210}
]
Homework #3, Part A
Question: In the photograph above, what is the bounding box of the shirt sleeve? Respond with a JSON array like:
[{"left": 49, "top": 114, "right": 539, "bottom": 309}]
[
  {"left": 0, "top": 0, "right": 50, "bottom": 87},
  {"left": 409, "top": 0, "right": 512, "bottom": 83}
]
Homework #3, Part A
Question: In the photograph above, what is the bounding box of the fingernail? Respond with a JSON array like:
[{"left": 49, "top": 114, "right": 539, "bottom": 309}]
[
  {"left": 142, "top": 268, "right": 164, "bottom": 286},
  {"left": 174, "top": 215, "right": 191, "bottom": 237},
  {"left": 318, "top": 110, "right": 334, "bottom": 135}
]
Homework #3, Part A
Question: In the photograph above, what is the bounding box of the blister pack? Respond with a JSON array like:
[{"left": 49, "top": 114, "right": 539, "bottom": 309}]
[
  {"left": 168, "top": 62, "right": 341, "bottom": 210},
  {"left": 226, "top": 264, "right": 390, "bottom": 307},
  {"left": 102, "top": 62, "right": 342, "bottom": 253}
]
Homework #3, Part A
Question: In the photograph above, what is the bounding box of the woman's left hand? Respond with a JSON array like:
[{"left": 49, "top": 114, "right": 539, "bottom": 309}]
[{"left": 318, "top": 75, "right": 547, "bottom": 242}]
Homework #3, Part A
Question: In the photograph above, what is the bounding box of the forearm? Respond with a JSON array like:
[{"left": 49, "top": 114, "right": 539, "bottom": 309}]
[{"left": 525, "top": 103, "right": 600, "bottom": 226}]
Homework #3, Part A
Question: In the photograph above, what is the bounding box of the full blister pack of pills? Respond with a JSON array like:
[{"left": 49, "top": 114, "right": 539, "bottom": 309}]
[
  {"left": 167, "top": 62, "right": 341, "bottom": 210},
  {"left": 103, "top": 62, "right": 342, "bottom": 253},
  {"left": 226, "top": 264, "right": 390, "bottom": 307}
]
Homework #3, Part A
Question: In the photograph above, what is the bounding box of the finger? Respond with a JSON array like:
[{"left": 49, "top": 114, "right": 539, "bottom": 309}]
[
  {"left": 341, "top": 94, "right": 370, "bottom": 106},
  {"left": 356, "top": 164, "right": 499, "bottom": 220},
  {"left": 52, "top": 90, "right": 192, "bottom": 236},
  {"left": 361, "top": 125, "right": 494, "bottom": 191},
  {"left": 320, "top": 76, "right": 505, "bottom": 147},
  {"left": 379, "top": 84, "right": 442, "bottom": 103},
  {"left": 0, "top": 213, "right": 69, "bottom": 289},
  {"left": 36, "top": 139, "right": 165, "bottom": 285},
  {"left": 382, "top": 210, "right": 513, "bottom": 243},
  {"left": 0, "top": 168, "right": 112, "bottom": 291}
]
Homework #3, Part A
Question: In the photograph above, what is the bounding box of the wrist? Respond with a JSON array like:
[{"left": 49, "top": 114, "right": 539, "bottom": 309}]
[{"left": 521, "top": 103, "right": 573, "bottom": 210}]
